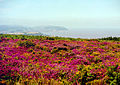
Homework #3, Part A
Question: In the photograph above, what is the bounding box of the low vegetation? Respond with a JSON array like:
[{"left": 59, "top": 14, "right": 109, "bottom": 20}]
[{"left": 0, "top": 34, "right": 120, "bottom": 85}]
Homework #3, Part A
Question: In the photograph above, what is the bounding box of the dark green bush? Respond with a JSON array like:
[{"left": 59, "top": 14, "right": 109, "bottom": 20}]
[
  {"left": 100, "top": 37, "right": 120, "bottom": 41},
  {"left": 17, "top": 41, "right": 35, "bottom": 48}
]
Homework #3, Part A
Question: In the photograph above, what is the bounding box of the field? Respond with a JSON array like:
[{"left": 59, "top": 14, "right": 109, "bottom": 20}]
[{"left": 0, "top": 34, "right": 120, "bottom": 85}]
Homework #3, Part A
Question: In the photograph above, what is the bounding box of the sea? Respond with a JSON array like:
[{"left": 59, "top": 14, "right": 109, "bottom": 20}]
[{"left": 42, "top": 28, "right": 120, "bottom": 39}]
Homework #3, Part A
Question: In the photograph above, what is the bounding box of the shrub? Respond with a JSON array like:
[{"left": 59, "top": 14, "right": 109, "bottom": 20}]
[{"left": 17, "top": 40, "right": 35, "bottom": 48}]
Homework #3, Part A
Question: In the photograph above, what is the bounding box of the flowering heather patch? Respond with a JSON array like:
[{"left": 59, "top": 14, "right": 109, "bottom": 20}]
[{"left": 0, "top": 36, "right": 120, "bottom": 85}]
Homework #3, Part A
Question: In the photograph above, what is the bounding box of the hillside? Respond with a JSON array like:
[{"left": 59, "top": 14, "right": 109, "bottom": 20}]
[
  {"left": 0, "top": 34, "right": 120, "bottom": 85},
  {"left": 0, "top": 25, "right": 68, "bottom": 33}
]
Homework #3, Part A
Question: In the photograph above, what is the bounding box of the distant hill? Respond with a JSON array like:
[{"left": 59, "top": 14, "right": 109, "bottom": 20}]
[
  {"left": 0, "top": 25, "right": 31, "bottom": 33},
  {"left": 0, "top": 25, "right": 68, "bottom": 33},
  {"left": 33, "top": 26, "right": 68, "bottom": 32}
]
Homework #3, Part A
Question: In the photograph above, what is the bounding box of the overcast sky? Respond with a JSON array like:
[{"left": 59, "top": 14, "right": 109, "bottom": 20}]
[{"left": 0, "top": 0, "right": 120, "bottom": 29}]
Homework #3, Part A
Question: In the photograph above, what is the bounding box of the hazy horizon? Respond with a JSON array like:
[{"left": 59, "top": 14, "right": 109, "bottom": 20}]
[{"left": 0, "top": 0, "right": 120, "bottom": 38}]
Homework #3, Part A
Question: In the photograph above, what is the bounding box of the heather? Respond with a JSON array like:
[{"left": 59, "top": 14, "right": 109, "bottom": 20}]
[{"left": 0, "top": 34, "right": 120, "bottom": 85}]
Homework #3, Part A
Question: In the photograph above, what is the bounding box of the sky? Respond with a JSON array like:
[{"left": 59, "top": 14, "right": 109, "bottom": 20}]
[{"left": 0, "top": 0, "right": 120, "bottom": 29}]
